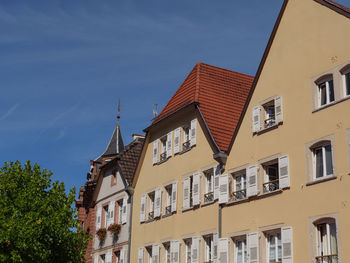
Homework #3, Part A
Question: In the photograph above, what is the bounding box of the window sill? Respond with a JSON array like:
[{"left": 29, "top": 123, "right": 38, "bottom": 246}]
[
  {"left": 182, "top": 205, "right": 196, "bottom": 212},
  {"left": 201, "top": 200, "right": 216, "bottom": 207},
  {"left": 258, "top": 189, "right": 283, "bottom": 199},
  {"left": 154, "top": 156, "right": 171, "bottom": 166},
  {"left": 226, "top": 197, "right": 249, "bottom": 206},
  {"left": 312, "top": 96, "right": 350, "bottom": 113},
  {"left": 254, "top": 122, "right": 282, "bottom": 135},
  {"left": 306, "top": 175, "right": 337, "bottom": 186},
  {"left": 161, "top": 212, "right": 175, "bottom": 219}
]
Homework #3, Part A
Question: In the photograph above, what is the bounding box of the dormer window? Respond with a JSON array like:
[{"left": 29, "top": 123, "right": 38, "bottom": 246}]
[{"left": 317, "top": 77, "right": 334, "bottom": 107}]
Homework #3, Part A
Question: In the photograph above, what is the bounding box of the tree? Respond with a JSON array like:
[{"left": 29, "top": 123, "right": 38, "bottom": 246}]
[{"left": 0, "top": 161, "right": 89, "bottom": 263}]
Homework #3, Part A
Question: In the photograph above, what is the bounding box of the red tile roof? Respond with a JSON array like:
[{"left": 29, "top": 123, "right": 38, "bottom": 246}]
[{"left": 151, "top": 62, "right": 254, "bottom": 152}]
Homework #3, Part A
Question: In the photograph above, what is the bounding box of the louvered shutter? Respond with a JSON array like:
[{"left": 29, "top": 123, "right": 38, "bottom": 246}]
[
  {"left": 252, "top": 106, "right": 261, "bottom": 133},
  {"left": 154, "top": 188, "right": 162, "bottom": 218},
  {"left": 191, "top": 237, "right": 199, "bottom": 263},
  {"left": 214, "top": 166, "right": 221, "bottom": 200},
  {"left": 219, "top": 174, "right": 229, "bottom": 204},
  {"left": 171, "top": 240, "right": 180, "bottom": 263},
  {"left": 183, "top": 177, "right": 190, "bottom": 209},
  {"left": 166, "top": 132, "right": 172, "bottom": 158},
  {"left": 275, "top": 96, "right": 283, "bottom": 123},
  {"left": 120, "top": 248, "right": 125, "bottom": 263},
  {"left": 279, "top": 155, "right": 290, "bottom": 189},
  {"left": 171, "top": 182, "right": 177, "bottom": 212},
  {"left": 96, "top": 206, "right": 102, "bottom": 229},
  {"left": 190, "top": 119, "right": 197, "bottom": 146},
  {"left": 192, "top": 172, "right": 200, "bottom": 206},
  {"left": 108, "top": 201, "right": 115, "bottom": 226},
  {"left": 153, "top": 140, "right": 159, "bottom": 164},
  {"left": 213, "top": 232, "right": 218, "bottom": 263},
  {"left": 140, "top": 195, "right": 146, "bottom": 222},
  {"left": 248, "top": 232, "right": 259, "bottom": 263},
  {"left": 246, "top": 165, "right": 258, "bottom": 197},
  {"left": 152, "top": 244, "right": 159, "bottom": 263},
  {"left": 106, "top": 250, "right": 112, "bottom": 263},
  {"left": 282, "top": 227, "right": 293, "bottom": 263},
  {"left": 138, "top": 248, "right": 143, "bottom": 263},
  {"left": 218, "top": 238, "right": 228, "bottom": 263},
  {"left": 174, "top": 128, "right": 180, "bottom": 154},
  {"left": 121, "top": 196, "right": 127, "bottom": 224},
  {"left": 94, "top": 255, "right": 98, "bottom": 263}
]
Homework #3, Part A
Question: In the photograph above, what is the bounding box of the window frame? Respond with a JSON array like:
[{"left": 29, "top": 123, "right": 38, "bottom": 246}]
[
  {"left": 316, "top": 76, "right": 335, "bottom": 107},
  {"left": 203, "top": 168, "right": 214, "bottom": 203},
  {"left": 204, "top": 234, "right": 214, "bottom": 262},
  {"left": 265, "top": 230, "right": 282, "bottom": 263},
  {"left": 182, "top": 124, "right": 191, "bottom": 152},
  {"left": 233, "top": 235, "right": 248, "bottom": 263},
  {"left": 232, "top": 170, "right": 247, "bottom": 201},
  {"left": 311, "top": 141, "right": 334, "bottom": 180},
  {"left": 184, "top": 239, "right": 192, "bottom": 263},
  {"left": 164, "top": 184, "right": 172, "bottom": 216},
  {"left": 262, "top": 159, "right": 280, "bottom": 193},
  {"left": 340, "top": 65, "right": 350, "bottom": 98},
  {"left": 262, "top": 100, "right": 276, "bottom": 129},
  {"left": 148, "top": 191, "right": 155, "bottom": 220}
]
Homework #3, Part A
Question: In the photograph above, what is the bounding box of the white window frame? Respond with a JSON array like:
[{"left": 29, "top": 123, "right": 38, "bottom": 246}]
[
  {"left": 103, "top": 205, "right": 109, "bottom": 228},
  {"left": 234, "top": 236, "right": 247, "bottom": 263},
  {"left": 117, "top": 200, "right": 123, "bottom": 224},
  {"left": 232, "top": 170, "right": 247, "bottom": 201},
  {"left": 317, "top": 76, "right": 334, "bottom": 107},
  {"left": 262, "top": 100, "right": 276, "bottom": 128},
  {"left": 182, "top": 124, "right": 191, "bottom": 152},
  {"left": 165, "top": 184, "right": 172, "bottom": 215},
  {"left": 145, "top": 246, "right": 152, "bottom": 263},
  {"left": 148, "top": 191, "right": 155, "bottom": 220},
  {"left": 262, "top": 160, "right": 279, "bottom": 193},
  {"left": 164, "top": 242, "right": 171, "bottom": 263},
  {"left": 342, "top": 67, "right": 350, "bottom": 97},
  {"left": 311, "top": 142, "right": 333, "bottom": 180},
  {"left": 204, "top": 235, "right": 213, "bottom": 262},
  {"left": 185, "top": 239, "right": 192, "bottom": 263},
  {"left": 204, "top": 168, "right": 214, "bottom": 203},
  {"left": 265, "top": 230, "right": 282, "bottom": 263},
  {"left": 159, "top": 136, "right": 167, "bottom": 162}
]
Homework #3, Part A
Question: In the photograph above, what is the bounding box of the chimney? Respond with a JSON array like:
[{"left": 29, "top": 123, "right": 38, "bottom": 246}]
[{"left": 132, "top": 133, "right": 145, "bottom": 141}]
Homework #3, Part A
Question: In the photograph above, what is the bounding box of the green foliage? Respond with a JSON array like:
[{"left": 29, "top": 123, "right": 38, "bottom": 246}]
[{"left": 0, "top": 161, "right": 89, "bottom": 263}]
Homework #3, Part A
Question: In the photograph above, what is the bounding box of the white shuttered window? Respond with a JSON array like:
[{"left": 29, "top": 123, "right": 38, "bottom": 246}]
[
  {"left": 121, "top": 196, "right": 127, "bottom": 224},
  {"left": 247, "top": 165, "right": 258, "bottom": 197},
  {"left": 213, "top": 232, "right": 218, "bottom": 263},
  {"left": 166, "top": 132, "right": 172, "bottom": 158},
  {"left": 138, "top": 248, "right": 144, "bottom": 263},
  {"left": 214, "top": 166, "right": 221, "bottom": 200},
  {"left": 153, "top": 140, "right": 159, "bottom": 164},
  {"left": 281, "top": 227, "right": 293, "bottom": 263},
  {"left": 154, "top": 188, "right": 162, "bottom": 218},
  {"left": 275, "top": 96, "right": 283, "bottom": 123},
  {"left": 192, "top": 172, "right": 200, "bottom": 206},
  {"left": 219, "top": 174, "right": 229, "bottom": 204},
  {"left": 170, "top": 240, "right": 180, "bottom": 263},
  {"left": 191, "top": 237, "right": 200, "bottom": 263},
  {"left": 252, "top": 106, "right": 261, "bottom": 133},
  {"left": 218, "top": 238, "right": 228, "bottom": 263},
  {"left": 108, "top": 201, "right": 115, "bottom": 226},
  {"left": 190, "top": 119, "right": 197, "bottom": 146},
  {"left": 278, "top": 155, "right": 290, "bottom": 189},
  {"left": 120, "top": 248, "right": 125, "bottom": 263},
  {"left": 174, "top": 128, "right": 181, "bottom": 154},
  {"left": 152, "top": 244, "right": 159, "bottom": 263},
  {"left": 96, "top": 206, "right": 102, "bottom": 229},
  {"left": 248, "top": 232, "right": 259, "bottom": 263},
  {"left": 171, "top": 182, "right": 177, "bottom": 212},
  {"left": 183, "top": 177, "right": 190, "bottom": 209},
  {"left": 140, "top": 195, "right": 146, "bottom": 222}
]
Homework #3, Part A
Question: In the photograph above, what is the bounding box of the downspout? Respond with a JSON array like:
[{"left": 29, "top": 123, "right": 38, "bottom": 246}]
[
  {"left": 125, "top": 185, "right": 134, "bottom": 263},
  {"left": 216, "top": 163, "right": 225, "bottom": 238}
]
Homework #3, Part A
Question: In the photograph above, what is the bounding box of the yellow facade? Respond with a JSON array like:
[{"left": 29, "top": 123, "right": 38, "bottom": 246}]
[{"left": 130, "top": 0, "right": 350, "bottom": 262}]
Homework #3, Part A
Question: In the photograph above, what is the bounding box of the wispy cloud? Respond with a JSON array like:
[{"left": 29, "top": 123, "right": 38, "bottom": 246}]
[
  {"left": 0, "top": 103, "right": 19, "bottom": 121},
  {"left": 56, "top": 127, "right": 66, "bottom": 140}
]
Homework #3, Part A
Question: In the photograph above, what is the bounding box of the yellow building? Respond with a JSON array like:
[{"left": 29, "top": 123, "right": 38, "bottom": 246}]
[
  {"left": 130, "top": 63, "right": 253, "bottom": 263},
  {"left": 130, "top": 0, "right": 350, "bottom": 262},
  {"left": 220, "top": 0, "right": 350, "bottom": 263}
]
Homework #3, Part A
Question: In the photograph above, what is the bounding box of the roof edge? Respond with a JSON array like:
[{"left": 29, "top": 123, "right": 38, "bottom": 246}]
[
  {"left": 227, "top": 0, "right": 289, "bottom": 153},
  {"left": 314, "top": 0, "right": 350, "bottom": 18}
]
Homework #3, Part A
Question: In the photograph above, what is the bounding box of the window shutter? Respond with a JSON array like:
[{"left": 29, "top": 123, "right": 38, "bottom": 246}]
[
  {"left": 108, "top": 201, "right": 115, "bottom": 226},
  {"left": 218, "top": 238, "right": 228, "bottom": 263},
  {"left": 153, "top": 140, "right": 159, "bottom": 164},
  {"left": 96, "top": 206, "right": 102, "bottom": 229},
  {"left": 279, "top": 155, "right": 290, "bottom": 189},
  {"left": 166, "top": 132, "right": 172, "bottom": 158},
  {"left": 183, "top": 177, "right": 190, "bottom": 209},
  {"left": 94, "top": 255, "right": 98, "bottom": 263},
  {"left": 171, "top": 240, "right": 180, "bottom": 263},
  {"left": 106, "top": 250, "right": 112, "bottom": 263},
  {"left": 275, "top": 96, "right": 283, "bottom": 123},
  {"left": 138, "top": 248, "right": 144, "bottom": 263},
  {"left": 190, "top": 119, "right": 197, "bottom": 146},
  {"left": 281, "top": 227, "right": 293, "bottom": 263},
  {"left": 121, "top": 196, "right": 127, "bottom": 224},
  {"left": 152, "top": 244, "right": 159, "bottom": 263},
  {"left": 120, "top": 248, "right": 125, "bottom": 263},
  {"left": 213, "top": 232, "right": 218, "bottom": 263},
  {"left": 219, "top": 174, "right": 229, "bottom": 204},
  {"left": 248, "top": 232, "right": 259, "bottom": 263},
  {"left": 154, "top": 188, "right": 162, "bottom": 217},
  {"left": 214, "top": 166, "right": 221, "bottom": 200},
  {"left": 140, "top": 195, "right": 146, "bottom": 222},
  {"left": 191, "top": 237, "right": 199, "bottom": 263},
  {"left": 171, "top": 182, "right": 177, "bottom": 212},
  {"left": 174, "top": 128, "right": 181, "bottom": 154},
  {"left": 252, "top": 106, "right": 261, "bottom": 133},
  {"left": 246, "top": 165, "right": 258, "bottom": 197},
  {"left": 192, "top": 172, "right": 200, "bottom": 206}
]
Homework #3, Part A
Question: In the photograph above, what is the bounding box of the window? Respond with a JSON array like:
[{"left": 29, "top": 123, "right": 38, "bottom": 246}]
[
  {"left": 165, "top": 184, "right": 172, "bottom": 215},
  {"left": 204, "top": 169, "right": 214, "bottom": 203},
  {"left": 148, "top": 192, "right": 155, "bottom": 220},
  {"left": 183, "top": 172, "right": 200, "bottom": 209},
  {"left": 160, "top": 136, "right": 167, "bottom": 162},
  {"left": 182, "top": 125, "right": 191, "bottom": 151},
  {"left": 263, "top": 100, "right": 276, "bottom": 128},
  {"left": 185, "top": 239, "right": 192, "bottom": 263},
  {"left": 103, "top": 205, "right": 109, "bottom": 228},
  {"left": 315, "top": 219, "right": 338, "bottom": 263},
  {"left": 343, "top": 69, "right": 350, "bottom": 97},
  {"left": 117, "top": 200, "right": 123, "bottom": 224},
  {"left": 145, "top": 246, "right": 152, "bottom": 263},
  {"left": 232, "top": 171, "right": 247, "bottom": 201},
  {"left": 266, "top": 231, "right": 282, "bottom": 263},
  {"left": 164, "top": 243, "right": 171, "bottom": 263},
  {"left": 204, "top": 235, "right": 213, "bottom": 262},
  {"left": 317, "top": 77, "right": 335, "bottom": 107},
  {"left": 234, "top": 236, "right": 247, "bottom": 263},
  {"left": 312, "top": 142, "right": 333, "bottom": 179},
  {"left": 262, "top": 160, "right": 279, "bottom": 193}
]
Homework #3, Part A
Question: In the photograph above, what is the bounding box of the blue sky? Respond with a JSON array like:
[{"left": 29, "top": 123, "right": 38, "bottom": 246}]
[{"left": 1, "top": 0, "right": 349, "bottom": 193}]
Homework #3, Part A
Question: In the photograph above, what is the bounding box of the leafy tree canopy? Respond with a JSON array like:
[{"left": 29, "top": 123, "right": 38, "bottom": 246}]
[{"left": 0, "top": 161, "right": 89, "bottom": 263}]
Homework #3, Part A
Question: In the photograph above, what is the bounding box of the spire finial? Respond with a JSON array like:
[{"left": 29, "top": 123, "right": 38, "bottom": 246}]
[{"left": 117, "top": 99, "right": 121, "bottom": 123}]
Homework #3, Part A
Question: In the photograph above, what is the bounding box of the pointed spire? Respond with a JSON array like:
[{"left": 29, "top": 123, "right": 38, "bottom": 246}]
[{"left": 116, "top": 100, "right": 121, "bottom": 154}]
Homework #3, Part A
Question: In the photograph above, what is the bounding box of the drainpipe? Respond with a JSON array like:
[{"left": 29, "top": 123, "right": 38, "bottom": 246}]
[
  {"left": 213, "top": 161, "right": 226, "bottom": 238},
  {"left": 219, "top": 204, "right": 222, "bottom": 238},
  {"left": 125, "top": 185, "right": 134, "bottom": 263}
]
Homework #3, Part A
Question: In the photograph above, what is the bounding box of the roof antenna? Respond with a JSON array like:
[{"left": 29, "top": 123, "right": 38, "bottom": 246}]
[
  {"left": 153, "top": 103, "right": 158, "bottom": 118},
  {"left": 116, "top": 99, "right": 121, "bottom": 153}
]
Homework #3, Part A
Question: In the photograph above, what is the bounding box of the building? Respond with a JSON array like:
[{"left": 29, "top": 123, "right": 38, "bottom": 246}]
[
  {"left": 76, "top": 118, "right": 144, "bottom": 263},
  {"left": 129, "top": 62, "right": 254, "bottom": 263}
]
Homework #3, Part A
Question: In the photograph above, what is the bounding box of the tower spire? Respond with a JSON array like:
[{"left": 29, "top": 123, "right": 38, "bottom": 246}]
[{"left": 116, "top": 99, "right": 121, "bottom": 153}]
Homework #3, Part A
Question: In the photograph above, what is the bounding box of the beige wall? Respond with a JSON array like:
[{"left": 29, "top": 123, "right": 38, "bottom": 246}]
[
  {"left": 130, "top": 107, "right": 220, "bottom": 262},
  {"left": 222, "top": 0, "right": 350, "bottom": 262}
]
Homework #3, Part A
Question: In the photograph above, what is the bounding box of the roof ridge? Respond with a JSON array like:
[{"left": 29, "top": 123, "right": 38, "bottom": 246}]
[{"left": 198, "top": 62, "right": 254, "bottom": 78}]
